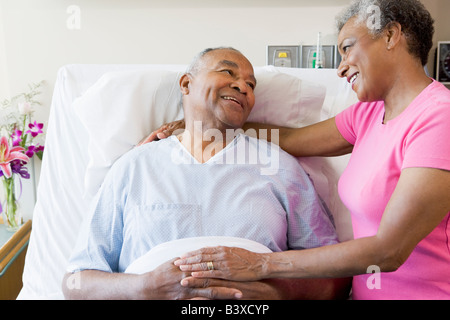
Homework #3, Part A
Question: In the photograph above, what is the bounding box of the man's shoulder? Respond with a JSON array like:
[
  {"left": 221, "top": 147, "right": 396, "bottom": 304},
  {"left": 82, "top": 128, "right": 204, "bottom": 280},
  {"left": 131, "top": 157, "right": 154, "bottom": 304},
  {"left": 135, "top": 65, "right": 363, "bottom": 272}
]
[{"left": 114, "top": 137, "right": 175, "bottom": 167}]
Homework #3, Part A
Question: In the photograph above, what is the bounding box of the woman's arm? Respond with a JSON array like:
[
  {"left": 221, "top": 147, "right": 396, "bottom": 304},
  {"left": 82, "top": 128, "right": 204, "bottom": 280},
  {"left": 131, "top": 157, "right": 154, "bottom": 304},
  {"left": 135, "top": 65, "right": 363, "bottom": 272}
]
[
  {"left": 138, "top": 118, "right": 353, "bottom": 158},
  {"left": 175, "top": 167, "right": 450, "bottom": 281},
  {"left": 243, "top": 118, "right": 353, "bottom": 157}
]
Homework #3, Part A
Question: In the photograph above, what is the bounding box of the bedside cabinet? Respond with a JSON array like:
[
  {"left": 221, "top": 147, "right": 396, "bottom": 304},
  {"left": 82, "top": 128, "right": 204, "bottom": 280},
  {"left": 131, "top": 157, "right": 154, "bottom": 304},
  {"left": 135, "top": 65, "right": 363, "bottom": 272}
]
[{"left": 0, "top": 220, "right": 32, "bottom": 300}]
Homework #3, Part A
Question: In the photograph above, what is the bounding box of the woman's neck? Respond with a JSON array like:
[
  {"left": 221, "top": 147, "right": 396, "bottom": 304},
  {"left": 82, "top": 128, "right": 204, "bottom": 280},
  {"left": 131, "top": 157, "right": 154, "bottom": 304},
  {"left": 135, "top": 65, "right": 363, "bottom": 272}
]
[{"left": 383, "top": 63, "right": 432, "bottom": 124}]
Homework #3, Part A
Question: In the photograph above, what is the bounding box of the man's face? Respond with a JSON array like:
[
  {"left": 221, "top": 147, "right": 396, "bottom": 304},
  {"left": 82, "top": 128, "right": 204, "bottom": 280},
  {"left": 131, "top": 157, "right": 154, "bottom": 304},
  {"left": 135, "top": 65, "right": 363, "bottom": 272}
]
[{"left": 182, "top": 49, "right": 257, "bottom": 130}]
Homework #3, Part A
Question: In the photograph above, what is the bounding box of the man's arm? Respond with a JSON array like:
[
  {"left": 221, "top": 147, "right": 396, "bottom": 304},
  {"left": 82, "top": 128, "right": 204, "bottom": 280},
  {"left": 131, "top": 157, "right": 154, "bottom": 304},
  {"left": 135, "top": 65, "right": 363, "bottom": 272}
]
[
  {"left": 62, "top": 258, "right": 244, "bottom": 300},
  {"left": 270, "top": 278, "right": 351, "bottom": 300},
  {"left": 181, "top": 277, "right": 351, "bottom": 300},
  {"left": 62, "top": 270, "right": 147, "bottom": 300}
]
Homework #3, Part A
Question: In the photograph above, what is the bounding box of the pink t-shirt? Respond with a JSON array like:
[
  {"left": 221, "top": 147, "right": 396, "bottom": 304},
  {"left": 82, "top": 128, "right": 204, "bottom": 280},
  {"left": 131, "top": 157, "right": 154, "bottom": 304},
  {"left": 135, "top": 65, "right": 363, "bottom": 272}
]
[{"left": 335, "top": 80, "right": 450, "bottom": 300}]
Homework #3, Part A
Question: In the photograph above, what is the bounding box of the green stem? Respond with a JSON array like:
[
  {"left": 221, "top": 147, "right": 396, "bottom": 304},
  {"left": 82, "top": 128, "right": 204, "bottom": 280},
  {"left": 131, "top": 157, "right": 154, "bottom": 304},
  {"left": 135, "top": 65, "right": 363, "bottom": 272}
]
[
  {"left": 20, "top": 114, "right": 28, "bottom": 148},
  {"left": 2, "top": 177, "right": 18, "bottom": 229}
]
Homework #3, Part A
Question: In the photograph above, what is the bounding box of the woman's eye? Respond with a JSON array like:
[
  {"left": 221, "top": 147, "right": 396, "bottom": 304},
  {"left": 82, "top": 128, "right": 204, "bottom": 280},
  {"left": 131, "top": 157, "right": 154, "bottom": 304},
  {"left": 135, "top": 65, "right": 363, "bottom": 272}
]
[{"left": 247, "top": 83, "right": 255, "bottom": 90}]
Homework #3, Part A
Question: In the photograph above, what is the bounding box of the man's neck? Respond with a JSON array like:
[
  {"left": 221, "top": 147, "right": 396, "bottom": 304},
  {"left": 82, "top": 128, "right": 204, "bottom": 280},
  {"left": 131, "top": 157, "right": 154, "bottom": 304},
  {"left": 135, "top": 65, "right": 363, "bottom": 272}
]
[{"left": 179, "top": 121, "right": 239, "bottom": 163}]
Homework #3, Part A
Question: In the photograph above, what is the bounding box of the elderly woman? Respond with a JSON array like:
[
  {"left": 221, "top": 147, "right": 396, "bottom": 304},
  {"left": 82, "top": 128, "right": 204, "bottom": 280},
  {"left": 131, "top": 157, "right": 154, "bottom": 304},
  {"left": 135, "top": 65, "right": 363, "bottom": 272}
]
[{"left": 172, "top": 0, "right": 450, "bottom": 300}]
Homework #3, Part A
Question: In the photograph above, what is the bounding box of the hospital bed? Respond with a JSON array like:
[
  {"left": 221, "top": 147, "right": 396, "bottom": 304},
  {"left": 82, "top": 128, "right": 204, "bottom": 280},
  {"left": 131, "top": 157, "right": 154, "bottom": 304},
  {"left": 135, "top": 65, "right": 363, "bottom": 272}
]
[{"left": 17, "top": 64, "right": 358, "bottom": 299}]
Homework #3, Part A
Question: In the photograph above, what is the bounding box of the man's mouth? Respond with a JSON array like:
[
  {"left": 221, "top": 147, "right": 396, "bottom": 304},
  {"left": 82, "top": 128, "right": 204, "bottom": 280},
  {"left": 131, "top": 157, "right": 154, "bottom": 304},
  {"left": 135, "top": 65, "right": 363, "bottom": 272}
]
[{"left": 222, "top": 96, "right": 243, "bottom": 107}]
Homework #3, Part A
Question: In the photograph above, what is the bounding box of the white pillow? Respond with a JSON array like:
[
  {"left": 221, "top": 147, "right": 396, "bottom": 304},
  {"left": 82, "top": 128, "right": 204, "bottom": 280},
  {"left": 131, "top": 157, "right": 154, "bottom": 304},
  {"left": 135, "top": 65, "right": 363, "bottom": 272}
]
[
  {"left": 248, "top": 68, "right": 326, "bottom": 127},
  {"left": 75, "top": 66, "right": 326, "bottom": 200},
  {"left": 125, "top": 236, "right": 272, "bottom": 275},
  {"left": 74, "top": 69, "right": 184, "bottom": 198}
]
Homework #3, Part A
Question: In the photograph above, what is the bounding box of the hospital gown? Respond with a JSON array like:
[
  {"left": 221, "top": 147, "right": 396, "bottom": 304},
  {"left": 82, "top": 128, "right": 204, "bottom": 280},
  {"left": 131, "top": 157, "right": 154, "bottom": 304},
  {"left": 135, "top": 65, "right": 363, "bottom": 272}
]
[{"left": 68, "top": 133, "right": 338, "bottom": 273}]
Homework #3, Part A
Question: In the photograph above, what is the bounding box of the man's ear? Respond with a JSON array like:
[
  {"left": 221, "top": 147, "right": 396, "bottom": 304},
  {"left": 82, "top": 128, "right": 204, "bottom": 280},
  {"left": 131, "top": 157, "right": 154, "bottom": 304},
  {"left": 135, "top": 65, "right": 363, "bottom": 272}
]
[{"left": 179, "top": 73, "right": 191, "bottom": 95}]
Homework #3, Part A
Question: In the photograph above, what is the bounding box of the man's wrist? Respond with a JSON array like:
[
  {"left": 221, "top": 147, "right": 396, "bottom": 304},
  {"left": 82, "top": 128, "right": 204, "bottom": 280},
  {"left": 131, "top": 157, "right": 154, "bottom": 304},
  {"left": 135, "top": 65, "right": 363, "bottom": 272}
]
[{"left": 136, "top": 272, "right": 158, "bottom": 299}]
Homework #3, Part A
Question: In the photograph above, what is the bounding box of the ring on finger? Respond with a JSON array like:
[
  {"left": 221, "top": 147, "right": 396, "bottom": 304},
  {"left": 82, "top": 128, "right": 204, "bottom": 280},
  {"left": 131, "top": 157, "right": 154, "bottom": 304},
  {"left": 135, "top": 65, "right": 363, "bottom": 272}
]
[{"left": 207, "top": 261, "right": 214, "bottom": 271}]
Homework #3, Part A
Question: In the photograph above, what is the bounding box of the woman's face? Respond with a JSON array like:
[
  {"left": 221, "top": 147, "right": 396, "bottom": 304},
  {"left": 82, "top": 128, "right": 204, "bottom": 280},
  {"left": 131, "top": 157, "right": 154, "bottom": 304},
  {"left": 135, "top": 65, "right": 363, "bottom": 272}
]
[{"left": 337, "top": 17, "right": 393, "bottom": 102}]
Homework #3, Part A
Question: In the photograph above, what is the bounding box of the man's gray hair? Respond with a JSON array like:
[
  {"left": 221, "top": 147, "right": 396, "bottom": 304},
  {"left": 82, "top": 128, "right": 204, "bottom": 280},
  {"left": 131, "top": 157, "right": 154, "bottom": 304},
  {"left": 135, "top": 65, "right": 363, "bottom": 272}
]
[
  {"left": 186, "top": 47, "right": 242, "bottom": 75},
  {"left": 336, "top": 0, "right": 434, "bottom": 66}
]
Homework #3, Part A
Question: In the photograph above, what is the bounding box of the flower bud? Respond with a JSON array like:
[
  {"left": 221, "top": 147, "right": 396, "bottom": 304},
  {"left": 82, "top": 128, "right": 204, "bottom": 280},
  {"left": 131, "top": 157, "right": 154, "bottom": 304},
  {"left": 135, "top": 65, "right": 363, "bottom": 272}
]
[{"left": 18, "top": 102, "right": 33, "bottom": 115}]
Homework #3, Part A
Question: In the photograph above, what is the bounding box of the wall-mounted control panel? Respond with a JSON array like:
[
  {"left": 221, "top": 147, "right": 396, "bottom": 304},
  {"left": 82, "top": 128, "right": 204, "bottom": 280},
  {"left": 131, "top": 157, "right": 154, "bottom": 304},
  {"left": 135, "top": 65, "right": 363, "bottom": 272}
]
[
  {"left": 437, "top": 41, "right": 450, "bottom": 85},
  {"left": 267, "top": 46, "right": 300, "bottom": 68},
  {"left": 267, "top": 45, "right": 341, "bottom": 69}
]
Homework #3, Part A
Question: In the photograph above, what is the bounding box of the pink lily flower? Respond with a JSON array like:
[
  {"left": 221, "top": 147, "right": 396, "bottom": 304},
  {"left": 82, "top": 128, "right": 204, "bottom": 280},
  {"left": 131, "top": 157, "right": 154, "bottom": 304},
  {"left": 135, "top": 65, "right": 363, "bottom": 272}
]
[{"left": 0, "top": 136, "right": 29, "bottom": 178}]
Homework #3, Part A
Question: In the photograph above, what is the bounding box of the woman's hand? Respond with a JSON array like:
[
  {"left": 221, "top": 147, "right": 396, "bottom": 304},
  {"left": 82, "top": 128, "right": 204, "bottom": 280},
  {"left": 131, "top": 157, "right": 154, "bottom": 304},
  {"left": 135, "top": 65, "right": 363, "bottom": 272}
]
[
  {"left": 174, "top": 246, "right": 271, "bottom": 282},
  {"left": 138, "top": 119, "right": 185, "bottom": 146}
]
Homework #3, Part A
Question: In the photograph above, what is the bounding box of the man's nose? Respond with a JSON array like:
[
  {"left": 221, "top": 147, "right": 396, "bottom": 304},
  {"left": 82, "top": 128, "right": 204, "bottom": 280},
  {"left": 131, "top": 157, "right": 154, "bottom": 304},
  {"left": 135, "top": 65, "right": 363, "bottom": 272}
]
[{"left": 231, "top": 79, "right": 247, "bottom": 94}]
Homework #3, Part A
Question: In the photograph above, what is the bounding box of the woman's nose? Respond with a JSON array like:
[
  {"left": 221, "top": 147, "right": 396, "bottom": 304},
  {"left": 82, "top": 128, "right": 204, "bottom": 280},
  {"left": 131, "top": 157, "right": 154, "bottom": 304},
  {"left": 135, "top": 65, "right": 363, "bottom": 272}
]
[{"left": 337, "top": 61, "right": 349, "bottom": 79}]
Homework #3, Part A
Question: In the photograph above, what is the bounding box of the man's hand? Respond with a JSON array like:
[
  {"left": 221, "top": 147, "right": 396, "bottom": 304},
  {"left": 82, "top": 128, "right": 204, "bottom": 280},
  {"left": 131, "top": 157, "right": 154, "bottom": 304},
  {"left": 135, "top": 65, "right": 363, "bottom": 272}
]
[
  {"left": 140, "top": 258, "right": 242, "bottom": 300},
  {"left": 138, "top": 119, "right": 185, "bottom": 146},
  {"left": 63, "top": 258, "right": 243, "bottom": 300}
]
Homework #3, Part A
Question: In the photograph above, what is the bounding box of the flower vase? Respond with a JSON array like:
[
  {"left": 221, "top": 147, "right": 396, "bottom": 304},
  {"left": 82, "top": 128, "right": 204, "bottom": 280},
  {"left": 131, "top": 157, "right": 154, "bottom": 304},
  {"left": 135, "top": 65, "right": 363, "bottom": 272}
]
[{"left": 1, "top": 176, "right": 23, "bottom": 232}]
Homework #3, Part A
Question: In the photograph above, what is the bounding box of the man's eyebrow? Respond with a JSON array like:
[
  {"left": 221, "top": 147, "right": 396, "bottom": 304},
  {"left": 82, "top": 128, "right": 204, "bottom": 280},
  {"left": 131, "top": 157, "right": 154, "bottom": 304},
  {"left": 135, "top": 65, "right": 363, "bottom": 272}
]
[
  {"left": 216, "top": 60, "right": 257, "bottom": 85},
  {"left": 216, "top": 60, "right": 239, "bottom": 69}
]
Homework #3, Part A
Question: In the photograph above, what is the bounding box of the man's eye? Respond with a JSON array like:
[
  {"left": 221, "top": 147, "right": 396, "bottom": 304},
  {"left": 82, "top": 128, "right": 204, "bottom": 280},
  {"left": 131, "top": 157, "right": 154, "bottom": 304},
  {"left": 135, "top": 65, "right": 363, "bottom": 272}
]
[
  {"left": 247, "top": 83, "right": 255, "bottom": 90},
  {"left": 221, "top": 69, "right": 232, "bottom": 75}
]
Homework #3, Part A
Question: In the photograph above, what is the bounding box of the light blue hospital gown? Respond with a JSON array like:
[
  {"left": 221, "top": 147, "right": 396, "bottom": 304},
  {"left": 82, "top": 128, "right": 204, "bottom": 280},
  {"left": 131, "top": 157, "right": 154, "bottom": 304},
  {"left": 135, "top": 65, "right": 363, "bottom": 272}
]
[{"left": 68, "top": 133, "right": 338, "bottom": 273}]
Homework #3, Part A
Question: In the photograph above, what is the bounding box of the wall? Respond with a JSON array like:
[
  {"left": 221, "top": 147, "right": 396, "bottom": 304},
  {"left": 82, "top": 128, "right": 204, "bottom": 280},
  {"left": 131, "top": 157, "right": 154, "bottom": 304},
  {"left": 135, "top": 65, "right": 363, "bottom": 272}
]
[
  {"left": 0, "top": 0, "right": 351, "bottom": 110},
  {"left": 0, "top": 0, "right": 449, "bottom": 218},
  {"left": 421, "top": 0, "right": 450, "bottom": 80},
  {"left": 0, "top": 0, "right": 351, "bottom": 219}
]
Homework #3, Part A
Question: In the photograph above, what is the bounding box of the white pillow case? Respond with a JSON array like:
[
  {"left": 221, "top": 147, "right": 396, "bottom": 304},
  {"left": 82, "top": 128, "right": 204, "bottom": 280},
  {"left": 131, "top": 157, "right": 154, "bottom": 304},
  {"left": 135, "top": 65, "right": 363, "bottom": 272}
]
[
  {"left": 74, "top": 69, "right": 184, "bottom": 198},
  {"left": 75, "top": 66, "right": 326, "bottom": 200}
]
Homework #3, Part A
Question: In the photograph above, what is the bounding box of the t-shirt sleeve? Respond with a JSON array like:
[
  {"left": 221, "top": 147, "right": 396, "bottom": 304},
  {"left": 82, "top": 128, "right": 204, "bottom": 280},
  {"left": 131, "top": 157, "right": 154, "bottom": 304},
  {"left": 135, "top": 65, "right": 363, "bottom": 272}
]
[
  {"left": 335, "top": 102, "right": 360, "bottom": 145},
  {"left": 402, "top": 101, "right": 450, "bottom": 171}
]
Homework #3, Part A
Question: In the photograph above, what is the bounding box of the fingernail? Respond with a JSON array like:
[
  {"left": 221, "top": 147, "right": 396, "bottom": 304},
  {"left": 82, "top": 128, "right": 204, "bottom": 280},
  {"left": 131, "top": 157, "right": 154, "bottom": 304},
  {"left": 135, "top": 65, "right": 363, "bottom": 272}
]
[
  {"left": 180, "top": 279, "right": 188, "bottom": 287},
  {"left": 235, "top": 292, "right": 243, "bottom": 299}
]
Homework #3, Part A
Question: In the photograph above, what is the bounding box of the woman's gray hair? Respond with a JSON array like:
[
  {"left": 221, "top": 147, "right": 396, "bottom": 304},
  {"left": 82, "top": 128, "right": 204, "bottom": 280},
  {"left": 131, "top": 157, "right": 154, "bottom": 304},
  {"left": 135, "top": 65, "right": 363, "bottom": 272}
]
[{"left": 336, "top": 0, "right": 434, "bottom": 66}]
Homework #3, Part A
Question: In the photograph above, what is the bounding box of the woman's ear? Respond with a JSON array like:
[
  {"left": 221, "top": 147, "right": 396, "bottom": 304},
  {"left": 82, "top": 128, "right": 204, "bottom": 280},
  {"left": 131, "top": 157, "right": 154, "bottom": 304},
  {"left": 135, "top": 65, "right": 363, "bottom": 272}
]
[
  {"left": 179, "top": 73, "right": 191, "bottom": 95},
  {"left": 384, "top": 21, "right": 402, "bottom": 50}
]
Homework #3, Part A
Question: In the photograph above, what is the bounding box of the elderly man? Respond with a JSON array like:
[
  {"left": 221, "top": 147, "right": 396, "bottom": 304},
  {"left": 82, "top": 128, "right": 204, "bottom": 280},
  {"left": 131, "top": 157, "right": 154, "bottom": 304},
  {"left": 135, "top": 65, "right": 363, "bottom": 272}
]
[{"left": 62, "top": 47, "right": 350, "bottom": 300}]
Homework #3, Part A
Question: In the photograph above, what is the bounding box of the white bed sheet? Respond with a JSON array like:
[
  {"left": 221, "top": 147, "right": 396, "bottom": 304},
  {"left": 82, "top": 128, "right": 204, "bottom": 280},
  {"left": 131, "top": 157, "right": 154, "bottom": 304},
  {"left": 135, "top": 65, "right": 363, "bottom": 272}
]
[{"left": 18, "top": 64, "right": 357, "bottom": 300}]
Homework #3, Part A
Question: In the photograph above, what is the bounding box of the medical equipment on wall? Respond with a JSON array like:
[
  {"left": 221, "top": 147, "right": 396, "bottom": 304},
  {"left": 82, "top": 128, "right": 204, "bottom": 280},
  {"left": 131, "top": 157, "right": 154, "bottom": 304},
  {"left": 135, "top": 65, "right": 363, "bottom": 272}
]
[
  {"left": 436, "top": 41, "right": 450, "bottom": 85},
  {"left": 267, "top": 46, "right": 300, "bottom": 68},
  {"left": 267, "top": 33, "right": 341, "bottom": 69}
]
